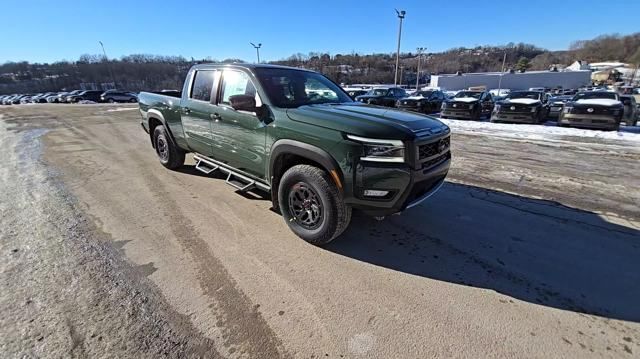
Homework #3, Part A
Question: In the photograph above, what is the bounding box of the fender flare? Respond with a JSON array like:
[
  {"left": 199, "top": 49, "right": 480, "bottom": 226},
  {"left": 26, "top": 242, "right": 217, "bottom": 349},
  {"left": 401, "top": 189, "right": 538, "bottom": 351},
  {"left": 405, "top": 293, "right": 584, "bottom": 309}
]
[
  {"left": 146, "top": 109, "right": 178, "bottom": 148},
  {"left": 269, "top": 139, "right": 343, "bottom": 187}
]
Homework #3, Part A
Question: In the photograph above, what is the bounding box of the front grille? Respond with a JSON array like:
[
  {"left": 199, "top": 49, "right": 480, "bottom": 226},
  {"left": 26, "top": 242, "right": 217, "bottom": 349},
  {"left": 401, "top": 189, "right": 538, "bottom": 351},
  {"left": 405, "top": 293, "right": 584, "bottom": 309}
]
[
  {"left": 572, "top": 106, "right": 612, "bottom": 115},
  {"left": 418, "top": 136, "right": 450, "bottom": 160},
  {"left": 500, "top": 104, "right": 534, "bottom": 113}
]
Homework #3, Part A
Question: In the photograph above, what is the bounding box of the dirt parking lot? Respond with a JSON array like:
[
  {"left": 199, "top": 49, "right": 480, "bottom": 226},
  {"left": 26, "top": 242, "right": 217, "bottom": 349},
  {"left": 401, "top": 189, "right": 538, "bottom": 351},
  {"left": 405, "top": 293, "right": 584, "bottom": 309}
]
[{"left": 1, "top": 104, "right": 639, "bottom": 358}]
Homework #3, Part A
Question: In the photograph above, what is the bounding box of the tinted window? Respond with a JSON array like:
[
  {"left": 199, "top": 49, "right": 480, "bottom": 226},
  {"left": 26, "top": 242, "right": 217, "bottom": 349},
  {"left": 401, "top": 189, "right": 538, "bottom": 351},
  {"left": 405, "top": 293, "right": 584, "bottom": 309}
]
[
  {"left": 254, "top": 68, "right": 352, "bottom": 108},
  {"left": 220, "top": 70, "right": 257, "bottom": 105},
  {"left": 191, "top": 70, "right": 215, "bottom": 101}
]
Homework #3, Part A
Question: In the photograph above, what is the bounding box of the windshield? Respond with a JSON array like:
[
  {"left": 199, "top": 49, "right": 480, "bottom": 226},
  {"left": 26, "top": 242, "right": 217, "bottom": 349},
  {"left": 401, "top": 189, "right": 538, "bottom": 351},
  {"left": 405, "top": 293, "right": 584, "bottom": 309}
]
[
  {"left": 254, "top": 68, "right": 352, "bottom": 108},
  {"left": 366, "top": 88, "right": 390, "bottom": 96},
  {"left": 455, "top": 91, "right": 482, "bottom": 99},
  {"left": 507, "top": 91, "right": 542, "bottom": 100},
  {"left": 413, "top": 91, "right": 434, "bottom": 97},
  {"left": 572, "top": 92, "right": 618, "bottom": 101}
]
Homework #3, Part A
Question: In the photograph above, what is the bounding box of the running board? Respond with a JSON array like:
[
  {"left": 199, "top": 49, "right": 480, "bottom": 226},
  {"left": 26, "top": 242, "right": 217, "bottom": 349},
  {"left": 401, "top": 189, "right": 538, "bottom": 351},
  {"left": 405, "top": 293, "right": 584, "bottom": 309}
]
[{"left": 193, "top": 154, "right": 270, "bottom": 192}]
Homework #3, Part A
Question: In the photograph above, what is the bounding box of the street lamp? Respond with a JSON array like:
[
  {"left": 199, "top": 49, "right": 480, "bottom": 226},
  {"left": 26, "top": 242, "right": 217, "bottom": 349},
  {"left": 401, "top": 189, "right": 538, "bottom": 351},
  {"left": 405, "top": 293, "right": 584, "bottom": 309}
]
[
  {"left": 394, "top": 9, "right": 406, "bottom": 86},
  {"left": 416, "top": 47, "right": 426, "bottom": 89},
  {"left": 98, "top": 41, "right": 117, "bottom": 89},
  {"left": 497, "top": 52, "right": 507, "bottom": 96},
  {"left": 250, "top": 42, "right": 262, "bottom": 63}
]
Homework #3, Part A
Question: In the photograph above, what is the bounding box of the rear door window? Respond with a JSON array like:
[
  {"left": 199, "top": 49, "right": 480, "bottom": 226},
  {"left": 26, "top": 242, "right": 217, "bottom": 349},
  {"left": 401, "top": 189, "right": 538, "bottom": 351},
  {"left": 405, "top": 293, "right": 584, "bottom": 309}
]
[
  {"left": 190, "top": 70, "right": 215, "bottom": 102},
  {"left": 219, "top": 70, "right": 258, "bottom": 106}
]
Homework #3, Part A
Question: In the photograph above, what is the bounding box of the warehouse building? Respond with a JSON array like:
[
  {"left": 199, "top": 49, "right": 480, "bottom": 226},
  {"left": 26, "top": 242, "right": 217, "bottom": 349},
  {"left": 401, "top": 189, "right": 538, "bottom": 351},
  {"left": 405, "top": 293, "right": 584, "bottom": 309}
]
[{"left": 430, "top": 70, "right": 592, "bottom": 91}]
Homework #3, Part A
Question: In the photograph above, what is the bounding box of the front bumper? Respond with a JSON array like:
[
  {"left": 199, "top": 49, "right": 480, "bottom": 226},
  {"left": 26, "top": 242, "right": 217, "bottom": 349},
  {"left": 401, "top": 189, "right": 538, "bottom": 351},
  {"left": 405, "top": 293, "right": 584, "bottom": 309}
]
[
  {"left": 346, "top": 151, "right": 451, "bottom": 216},
  {"left": 441, "top": 108, "right": 473, "bottom": 119},
  {"left": 559, "top": 113, "right": 620, "bottom": 129},
  {"left": 491, "top": 111, "right": 538, "bottom": 123}
]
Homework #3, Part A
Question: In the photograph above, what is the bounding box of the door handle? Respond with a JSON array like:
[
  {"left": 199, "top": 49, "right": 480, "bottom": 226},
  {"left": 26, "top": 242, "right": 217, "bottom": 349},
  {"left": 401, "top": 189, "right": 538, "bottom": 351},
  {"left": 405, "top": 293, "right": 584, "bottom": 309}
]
[
  {"left": 210, "top": 113, "right": 221, "bottom": 121},
  {"left": 182, "top": 107, "right": 191, "bottom": 114}
]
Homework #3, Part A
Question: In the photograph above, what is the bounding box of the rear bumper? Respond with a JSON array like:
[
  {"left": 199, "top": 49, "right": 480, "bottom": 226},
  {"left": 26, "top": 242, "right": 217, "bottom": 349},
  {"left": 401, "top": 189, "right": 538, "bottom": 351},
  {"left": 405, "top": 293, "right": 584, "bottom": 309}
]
[
  {"left": 559, "top": 113, "right": 620, "bottom": 129},
  {"left": 347, "top": 156, "right": 450, "bottom": 216}
]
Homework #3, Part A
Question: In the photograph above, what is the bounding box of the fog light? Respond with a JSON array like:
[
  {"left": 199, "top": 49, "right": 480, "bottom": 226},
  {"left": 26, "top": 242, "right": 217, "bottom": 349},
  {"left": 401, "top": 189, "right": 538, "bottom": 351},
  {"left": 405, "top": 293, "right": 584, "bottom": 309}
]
[{"left": 364, "top": 190, "right": 389, "bottom": 197}]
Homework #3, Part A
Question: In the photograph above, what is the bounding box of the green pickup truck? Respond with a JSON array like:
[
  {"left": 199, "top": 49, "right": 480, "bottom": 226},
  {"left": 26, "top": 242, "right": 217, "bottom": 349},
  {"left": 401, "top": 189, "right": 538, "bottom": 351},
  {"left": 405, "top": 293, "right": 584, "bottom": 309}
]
[{"left": 138, "top": 64, "right": 451, "bottom": 245}]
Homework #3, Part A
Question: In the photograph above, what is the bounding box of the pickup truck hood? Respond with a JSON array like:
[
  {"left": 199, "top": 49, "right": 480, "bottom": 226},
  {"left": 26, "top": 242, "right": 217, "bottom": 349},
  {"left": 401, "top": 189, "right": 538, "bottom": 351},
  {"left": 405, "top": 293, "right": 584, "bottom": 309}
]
[
  {"left": 449, "top": 97, "right": 478, "bottom": 103},
  {"left": 574, "top": 98, "right": 622, "bottom": 106},
  {"left": 286, "top": 103, "right": 446, "bottom": 139},
  {"left": 502, "top": 98, "right": 540, "bottom": 105}
]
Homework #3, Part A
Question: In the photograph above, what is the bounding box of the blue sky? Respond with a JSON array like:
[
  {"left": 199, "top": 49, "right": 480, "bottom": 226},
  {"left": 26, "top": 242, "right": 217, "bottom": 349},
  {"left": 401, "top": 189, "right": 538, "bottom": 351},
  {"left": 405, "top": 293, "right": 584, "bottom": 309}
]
[{"left": 1, "top": 0, "right": 639, "bottom": 63}]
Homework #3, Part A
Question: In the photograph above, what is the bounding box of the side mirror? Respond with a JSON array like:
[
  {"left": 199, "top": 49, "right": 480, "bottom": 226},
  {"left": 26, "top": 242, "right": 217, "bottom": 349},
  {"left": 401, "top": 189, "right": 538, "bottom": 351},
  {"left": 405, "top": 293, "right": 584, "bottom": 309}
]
[{"left": 229, "top": 94, "right": 256, "bottom": 112}]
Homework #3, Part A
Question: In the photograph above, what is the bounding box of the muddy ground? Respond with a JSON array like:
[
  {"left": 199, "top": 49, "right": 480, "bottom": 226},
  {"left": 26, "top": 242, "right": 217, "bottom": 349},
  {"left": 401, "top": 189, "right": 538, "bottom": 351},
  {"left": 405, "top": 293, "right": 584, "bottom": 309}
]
[{"left": 1, "top": 104, "right": 638, "bottom": 358}]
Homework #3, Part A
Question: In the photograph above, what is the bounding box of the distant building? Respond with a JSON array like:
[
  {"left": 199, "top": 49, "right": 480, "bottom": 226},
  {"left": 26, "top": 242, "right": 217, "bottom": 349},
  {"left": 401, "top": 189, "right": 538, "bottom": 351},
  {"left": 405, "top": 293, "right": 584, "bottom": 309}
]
[{"left": 430, "top": 70, "right": 592, "bottom": 91}]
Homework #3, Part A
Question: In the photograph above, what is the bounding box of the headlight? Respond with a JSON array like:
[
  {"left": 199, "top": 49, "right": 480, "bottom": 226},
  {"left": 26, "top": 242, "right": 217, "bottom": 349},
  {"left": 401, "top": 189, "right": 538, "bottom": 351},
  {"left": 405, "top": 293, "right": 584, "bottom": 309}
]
[
  {"left": 346, "top": 135, "right": 405, "bottom": 163},
  {"left": 530, "top": 107, "right": 537, "bottom": 113},
  {"left": 494, "top": 104, "right": 501, "bottom": 111},
  {"left": 468, "top": 104, "right": 474, "bottom": 109},
  {"left": 563, "top": 106, "right": 572, "bottom": 113}
]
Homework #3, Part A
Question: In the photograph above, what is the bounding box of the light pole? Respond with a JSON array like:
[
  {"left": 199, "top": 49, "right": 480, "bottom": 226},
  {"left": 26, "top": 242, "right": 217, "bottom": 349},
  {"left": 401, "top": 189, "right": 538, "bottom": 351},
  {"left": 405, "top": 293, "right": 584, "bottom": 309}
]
[
  {"left": 250, "top": 42, "right": 262, "bottom": 63},
  {"left": 394, "top": 9, "right": 406, "bottom": 86},
  {"left": 98, "top": 41, "right": 117, "bottom": 89},
  {"left": 497, "top": 52, "right": 507, "bottom": 96},
  {"left": 416, "top": 47, "right": 426, "bottom": 89}
]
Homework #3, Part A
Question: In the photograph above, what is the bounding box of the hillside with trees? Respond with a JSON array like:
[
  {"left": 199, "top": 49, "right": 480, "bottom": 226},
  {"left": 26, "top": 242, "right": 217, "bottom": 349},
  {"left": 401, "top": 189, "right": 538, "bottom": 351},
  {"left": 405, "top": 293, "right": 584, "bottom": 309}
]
[{"left": 1, "top": 32, "right": 638, "bottom": 94}]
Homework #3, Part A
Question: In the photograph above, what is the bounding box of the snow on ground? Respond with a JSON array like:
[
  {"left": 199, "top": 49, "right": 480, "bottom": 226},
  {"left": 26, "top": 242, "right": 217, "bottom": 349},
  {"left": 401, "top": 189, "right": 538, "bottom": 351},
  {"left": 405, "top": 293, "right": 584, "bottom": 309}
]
[
  {"left": 437, "top": 117, "right": 640, "bottom": 144},
  {"left": 105, "top": 107, "right": 138, "bottom": 112}
]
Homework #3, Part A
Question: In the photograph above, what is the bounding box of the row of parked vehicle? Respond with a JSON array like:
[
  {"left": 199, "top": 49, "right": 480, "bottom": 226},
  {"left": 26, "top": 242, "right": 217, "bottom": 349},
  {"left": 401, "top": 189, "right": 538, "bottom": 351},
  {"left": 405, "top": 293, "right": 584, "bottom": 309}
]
[
  {"left": 0, "top": 89, "right": 138, "bottom": 105},
  {"left": 343, "top": 85, "right": 639, "bottom": 130}
]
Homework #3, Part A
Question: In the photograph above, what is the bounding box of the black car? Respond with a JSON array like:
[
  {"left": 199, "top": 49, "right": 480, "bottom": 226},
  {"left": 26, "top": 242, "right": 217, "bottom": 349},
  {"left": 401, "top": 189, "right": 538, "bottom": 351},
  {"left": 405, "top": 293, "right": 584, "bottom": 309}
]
[
  {"left": 547, "top": 95, "right": 573, "bottom": 119},
  {"left": 558, "top": 91, "right": 624, "bottom": 130},
  {"left": 396, "top": 90, "right": 446, "bottom": 114},
  {"left": 490, "top": 91, "right": 550, "bottom": 124},
  {"left": 345, "top": 89, "right": 368, "bottom": 100},
  {"left": 355, "top": 87, "right": 408, "bottom": 107},
  {"left": 101, "top": 90, "right": 138, "bottom": 103},
  {"left": 68, "top": 90, "right": 104, "bottom": 103},
  {"left": 440, "top": 91, "right": 494, "bottom": 120},
  {"left": 62, "top": 90, "right": 83, "bottom": 102}
]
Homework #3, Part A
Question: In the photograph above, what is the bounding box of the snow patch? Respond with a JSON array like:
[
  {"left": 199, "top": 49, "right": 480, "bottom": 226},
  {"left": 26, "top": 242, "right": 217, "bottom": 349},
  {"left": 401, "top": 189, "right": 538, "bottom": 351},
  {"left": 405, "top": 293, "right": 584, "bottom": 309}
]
[
  {"left": 505, "top": 98, "right": 540, "bottom": 105},
  {"left": 452, "top": 97, "right": 478, "bottom": 103},
  {"left": 106, "top": 107, "right": 138, "bottom": 112},
  {"left": 438, "top": 117, "right": 640, "bottom": 143},
  {"left": 575, "top": 99, "right": 621, "bottom": 106}
]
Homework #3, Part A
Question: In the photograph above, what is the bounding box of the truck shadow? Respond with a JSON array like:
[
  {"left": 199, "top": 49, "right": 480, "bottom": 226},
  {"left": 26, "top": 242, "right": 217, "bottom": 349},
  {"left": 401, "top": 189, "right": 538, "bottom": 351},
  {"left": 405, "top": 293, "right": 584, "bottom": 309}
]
[{"left": 325, "top": 182, "right": 640, "bottom": 323}]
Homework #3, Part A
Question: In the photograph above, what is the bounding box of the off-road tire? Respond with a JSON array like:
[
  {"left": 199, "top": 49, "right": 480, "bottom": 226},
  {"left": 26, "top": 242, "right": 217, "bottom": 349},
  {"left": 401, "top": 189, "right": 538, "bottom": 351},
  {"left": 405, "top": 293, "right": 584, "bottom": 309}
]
[
  {"left": 153, "top": 125, "right": 185, "bottom": 169},
  {"left": 278, "top": 165, "right": 351, "bottom": 245}
]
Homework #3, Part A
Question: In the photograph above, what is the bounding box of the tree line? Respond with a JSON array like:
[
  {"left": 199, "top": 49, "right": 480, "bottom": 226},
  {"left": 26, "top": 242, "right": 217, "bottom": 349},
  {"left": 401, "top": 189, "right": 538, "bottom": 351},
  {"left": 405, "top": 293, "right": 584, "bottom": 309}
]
[{"left": 1, "top": 32, "right": 638, "bottom": 94}]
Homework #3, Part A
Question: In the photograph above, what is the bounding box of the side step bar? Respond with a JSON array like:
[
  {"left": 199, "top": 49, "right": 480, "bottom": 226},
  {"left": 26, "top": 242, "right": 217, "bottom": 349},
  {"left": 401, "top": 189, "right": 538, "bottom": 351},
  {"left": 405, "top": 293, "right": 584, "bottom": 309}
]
[{"left": 193, "top": 154, "right": 270, "bottom": 193}]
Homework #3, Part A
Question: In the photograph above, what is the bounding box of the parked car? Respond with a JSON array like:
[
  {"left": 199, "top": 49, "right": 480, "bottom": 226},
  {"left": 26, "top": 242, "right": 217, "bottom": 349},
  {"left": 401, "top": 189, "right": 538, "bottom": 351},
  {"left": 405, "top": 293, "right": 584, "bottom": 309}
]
[
  {"left": 355, "top": 87, "right": 408, "bottom": 107},
  {"left": 396, "top": 89, "right": 446, "bottom": 114},
  {"left": 46, "top": 92, "right": 64, "bottom": 103},
  {"left": 138, "top": 64, "right": 451, "bottom": 245},
  {"left": 558, "top": 91, "right": 624, "bottom": 130},
  {"left": 101, "top": 90, "right": 138, "bottom": 103},
  {"left": 547, "top": 95, "right": 573, "bottom": 119},
  {"left": 490, "top": 91, "right": 550, "bottom": 124},
  {"left": 32, "top": 92, "right": 56, "bottom": 103},
  {"left": 67, "top": 90, "right": 104, "bottom": 103},
  {"left": 620, "top": 95, "right": 638, "bottom": 126},
  {"left": 62, "top": 90, "right": 83, "bottom": 102},
  {"left": 344, "top": 89, "right": 368, "bottom": 100},
  {"left": 440, "top": 90, "right": 494, "bottom": 120}
]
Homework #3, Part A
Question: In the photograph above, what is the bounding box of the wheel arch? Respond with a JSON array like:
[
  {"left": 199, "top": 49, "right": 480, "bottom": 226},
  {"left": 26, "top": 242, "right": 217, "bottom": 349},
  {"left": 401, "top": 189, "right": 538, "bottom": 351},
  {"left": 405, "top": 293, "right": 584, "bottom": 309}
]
[
  {"left": 147, "top": 109, "right": 177, "bottom": 149},
  {"left": 269, "top": 140, "right": 344, "bottom": 209}
]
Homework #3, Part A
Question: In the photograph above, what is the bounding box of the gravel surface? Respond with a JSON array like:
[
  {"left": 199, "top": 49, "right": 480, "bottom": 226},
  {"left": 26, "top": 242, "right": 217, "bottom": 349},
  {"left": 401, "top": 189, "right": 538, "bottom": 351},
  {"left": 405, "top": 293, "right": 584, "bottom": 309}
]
[{"left": 1, "top": 104, "right": 639, "bottom": 358}]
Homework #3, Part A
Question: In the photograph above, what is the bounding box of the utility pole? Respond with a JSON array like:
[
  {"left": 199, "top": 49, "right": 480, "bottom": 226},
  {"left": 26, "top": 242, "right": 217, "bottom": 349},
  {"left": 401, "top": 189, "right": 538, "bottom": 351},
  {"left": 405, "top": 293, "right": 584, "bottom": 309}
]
[
  {"left": 416, "top": 47, "right": 426, "bottom": 89},
  {"left": 98, "top": 41, "right": 117, "bottom": 89},
  {"left": 497, "top": 51, "right": 507, "bottom": 96},
  {"left": 250, "top": 42, "right": 262, "bottom": 63},
  {"left": 394, "top": 9, "right": 406, "bottom": 86}
]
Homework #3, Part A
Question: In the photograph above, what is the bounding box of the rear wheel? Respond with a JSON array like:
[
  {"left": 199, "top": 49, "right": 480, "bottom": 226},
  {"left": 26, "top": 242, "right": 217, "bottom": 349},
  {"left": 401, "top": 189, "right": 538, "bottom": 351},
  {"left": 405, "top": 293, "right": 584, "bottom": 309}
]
[
  {"left": 129, "top": 98, "right": 137, "bottom": 103},
  {"left": 278, "top": 165, "right": 351, "bottom": 245},
  {"left": 153, "top": 125, "right": 185, "bottom": 169}
]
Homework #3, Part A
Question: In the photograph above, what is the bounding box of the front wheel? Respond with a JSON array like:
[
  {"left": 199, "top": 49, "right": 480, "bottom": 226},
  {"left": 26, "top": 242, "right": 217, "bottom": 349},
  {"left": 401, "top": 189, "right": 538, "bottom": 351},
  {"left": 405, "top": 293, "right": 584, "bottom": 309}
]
[
  {"left": 278, "top": 165, "right": 352, "bottom": 245},
  {"left": 153, "top": 125, "right": 185, "bottom": 169}
]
